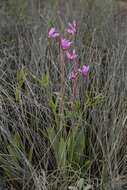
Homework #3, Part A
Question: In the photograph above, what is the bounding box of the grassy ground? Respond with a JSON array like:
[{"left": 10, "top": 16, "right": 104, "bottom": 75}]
[{"left": 0, "top": 0, "right": 127, "bottom": 189}]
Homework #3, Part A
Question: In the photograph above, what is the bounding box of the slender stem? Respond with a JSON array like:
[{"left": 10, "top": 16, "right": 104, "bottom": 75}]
[
  {"left": 72, "top": 78, "right": 77, "bottom": 101},
  {"left": 59, "top": 45, "right": 65, "bottom": 128},
  {"left": 71, "top": 63, "right": 78, "bottom": 103}
]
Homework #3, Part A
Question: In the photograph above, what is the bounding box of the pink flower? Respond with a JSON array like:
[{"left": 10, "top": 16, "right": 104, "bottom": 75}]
[
  {"left": 48, "top": 27, "right": 59, "bottom": 38},
  {"left": 68, "top": 64, "right": 79, "bottom": 81},
  {"left": 61, "top": 38, "right": 72, "bottom": 50},
  {"left": 69, "top": 71, "right": 78, "bottom": 80},
  {"left": 78, "top": 65, "right": 90, "bottom": 77},
  {"left": 66, "top": 49, "right": 78, "bottom": 60},
  {"left": 67, "top": 20, "right": 77, "bottom": 34}
]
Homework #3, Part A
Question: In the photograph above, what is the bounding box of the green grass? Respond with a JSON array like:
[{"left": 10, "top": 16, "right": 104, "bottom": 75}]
[{"left": 0, "top": 0, "right": 127, "bottom": 189}]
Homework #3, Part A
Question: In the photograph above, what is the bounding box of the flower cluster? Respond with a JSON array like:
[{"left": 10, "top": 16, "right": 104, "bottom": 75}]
[
  {"left": 48, "top": 20, "right": 90, "bottom": 98},
  {"left": 48, "top": 20, "right": 89, "bottom": 81}
]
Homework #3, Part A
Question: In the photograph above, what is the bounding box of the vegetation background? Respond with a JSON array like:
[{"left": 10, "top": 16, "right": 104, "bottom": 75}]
[{"left": 0, "top": 0, "right": 127, "bottom": 189}]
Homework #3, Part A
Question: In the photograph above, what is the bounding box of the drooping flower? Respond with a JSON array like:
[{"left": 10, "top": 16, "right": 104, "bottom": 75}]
[
  {"left": 61, "top": 38, "right": 72, "bottom": 50},
  {"left": 78, "top": 65, "right": 90, "bottom": 77},
  {"left": 66, "top": 49, "right": 77, "bottom": 61},
  {"left": 69, "top": 71, "right": 78, "bottom": 81},
  {"left": 68, "top": 64, "right": 79, "bottom": 81},
  {"left": 67, "top": 20, "right": 77, "bottom": 34},
  {"left": 68, "top": 64, "right": 79, "bottom": 99},
  {"left": 48, "top": 27, "right": 59, "bottom": 38}
]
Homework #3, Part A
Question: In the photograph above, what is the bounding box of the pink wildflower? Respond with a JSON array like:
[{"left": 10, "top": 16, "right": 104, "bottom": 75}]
[
  {"left": 69, "top": 71, "right": 78, "bottom": 80},
  {"left": 78, "top": 65, "right": 90, "bottom": 77},
  {"left": 69, "top": 64, "right": 79, "bottom": 99},
  {"left": 66, "top": 49, "right": 78, "bottom": 61},
  {"left": 61, "top": 38, "right": 72, "bottom": 50},
  {"left": 67, "top": 20, "right": 77, "bottom": 34},
  {"left": 68, "top": 64, "right": 79, "bottom": 81},
  {"left": 48, "top": 27, "right": 59, "bottom": 38}
]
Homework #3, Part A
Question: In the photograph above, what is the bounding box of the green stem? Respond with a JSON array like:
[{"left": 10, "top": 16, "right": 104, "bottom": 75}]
[{"left": 59, "top": 46, "right": 65, "bottom": 129}]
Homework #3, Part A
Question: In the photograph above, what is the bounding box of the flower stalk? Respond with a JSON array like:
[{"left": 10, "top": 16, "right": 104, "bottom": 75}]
[
  {"left": 59, "top": 43, "right": 65, "bottom": 122},
  {"left": 48, "top": 20, "right": 90, "bottom": 118}
]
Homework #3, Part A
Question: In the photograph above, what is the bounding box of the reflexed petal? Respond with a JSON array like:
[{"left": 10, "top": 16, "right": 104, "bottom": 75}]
[
  {"left": 61, "top": 38, "right": 72, "bottom": 49},
  {"left": 78, "top": 65, "right": 90, "bottom": 77},
  {"left": 66, "top": 49, "right": 77, "bottom": 60},
  {"left": 48, "top": 27, "right": 59, "bottom": 38},
  {"left": 67, "top": 20, "right": 77, "bottom": 34}
]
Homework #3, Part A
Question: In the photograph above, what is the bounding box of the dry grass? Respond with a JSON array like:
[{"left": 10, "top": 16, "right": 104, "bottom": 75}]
[{"left": 0, "top": 0, "right": 127, "bottom": 189}]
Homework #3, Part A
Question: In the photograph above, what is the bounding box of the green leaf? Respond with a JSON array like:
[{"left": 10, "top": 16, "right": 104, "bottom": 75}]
[
  {"left": 47, "top": 127, "right": 59, "bottom": 165},
  {"left": 39, "top": 72, "right": 49, "bottom": 88},
  {"left": 58, "top": 137, "right": 66, "bottom": 167},
  {"left": 66, "top": 128, "right": 76, "bottom": 163},
  {"left": 15, "top": 67, "right": 27, "bottom": 102},
  {"left": 49, "top": 95, "right": 59, "bottom": 114},
  {"left": 47, "top": 127, "right": 56, "bottom": 143},
  {"left": 13, "top": 132, "right": 21, "bottom": 147},
  {"left": 73, "top": 128, "right": 85, "bottom": 163},
  {"left": 16, "top": 67, "right": 27, "bottom": 87},
  {"left": 15, "top": 86, "right": 21, "bottom": 102},
  {"left": 83, "top": 160, "right": 91, "bottom": 170},
  {"left": 7, "top": 145, "right": 18, "bottom": 163},
  {"left": 28, "top": 144, "right": 34, "bottom": 163}
]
